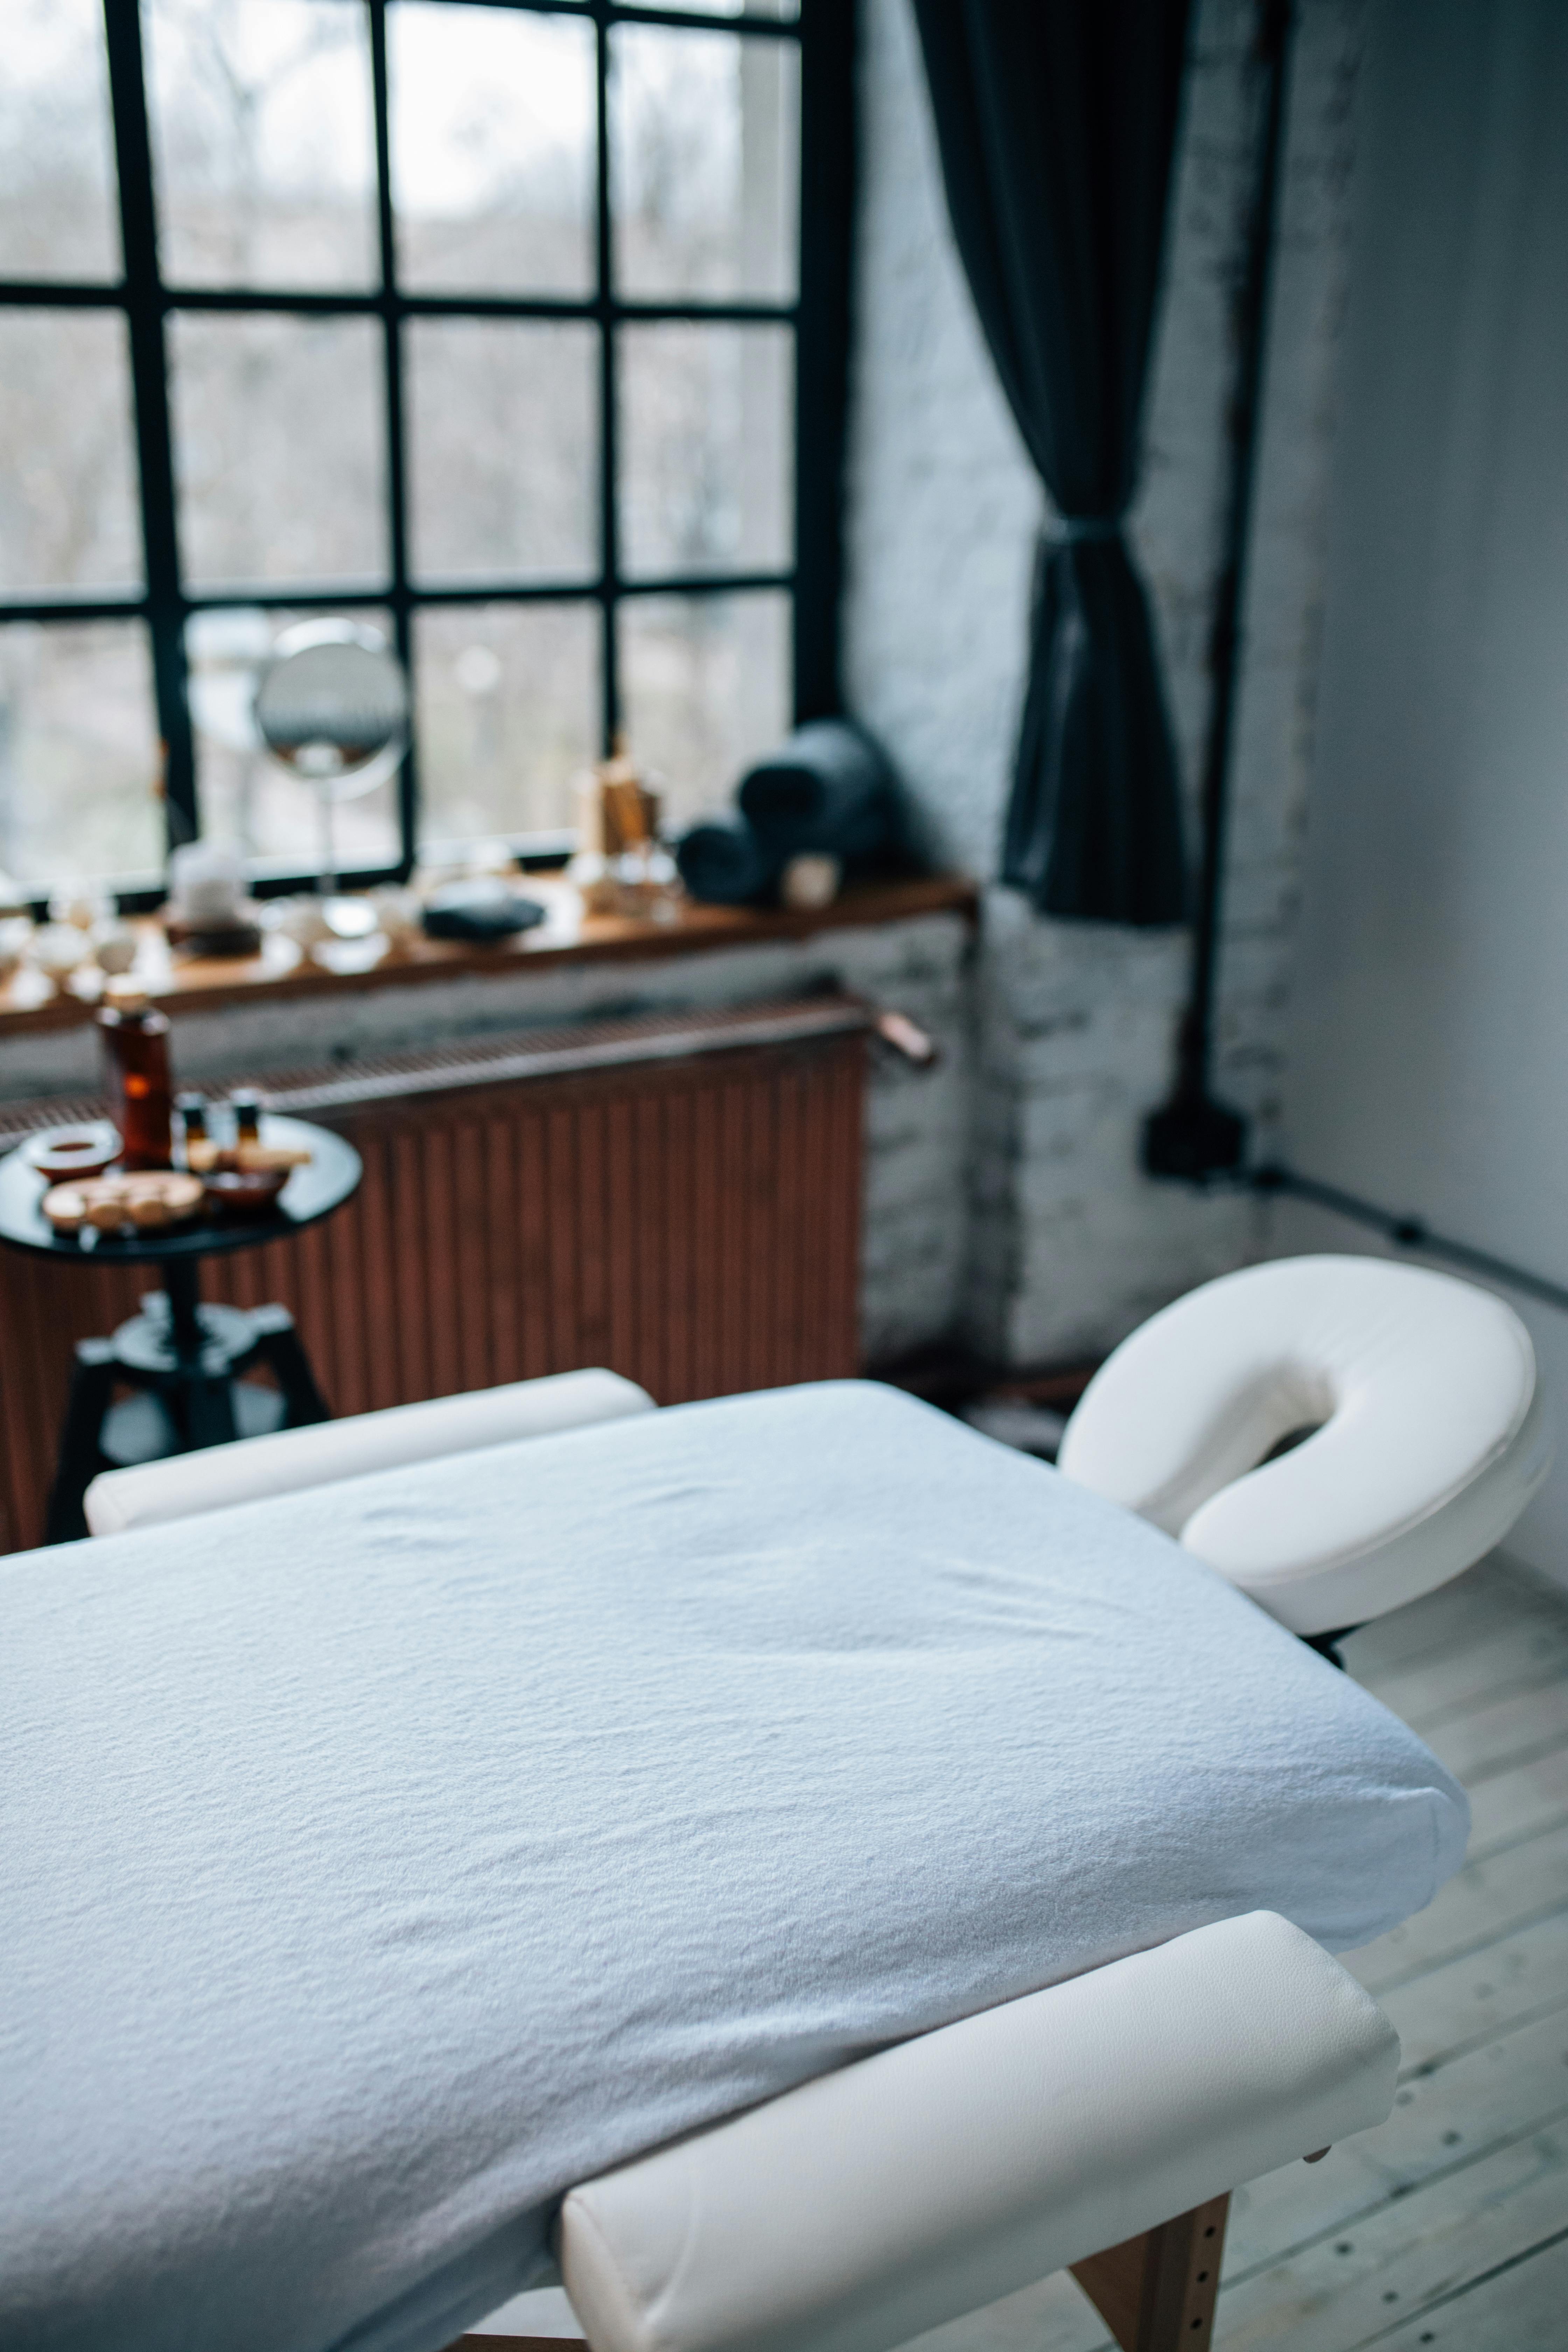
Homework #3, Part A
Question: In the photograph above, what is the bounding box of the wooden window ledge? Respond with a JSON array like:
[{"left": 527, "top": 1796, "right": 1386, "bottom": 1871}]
[{"left": 0, "top": 875, "right": 977, "bottom": 1037}]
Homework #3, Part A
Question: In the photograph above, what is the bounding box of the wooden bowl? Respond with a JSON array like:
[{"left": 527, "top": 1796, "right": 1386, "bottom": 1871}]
[{"left": 202, "top": 1167, "right": 290, "bottom": 1217}]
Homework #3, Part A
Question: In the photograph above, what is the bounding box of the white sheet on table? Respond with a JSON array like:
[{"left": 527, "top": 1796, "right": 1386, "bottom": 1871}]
[{"left": 0, "top": 1381, "right": 1466, "bottom": 2352}]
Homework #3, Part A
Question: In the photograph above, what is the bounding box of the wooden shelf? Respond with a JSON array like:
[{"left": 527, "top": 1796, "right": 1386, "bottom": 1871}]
[{"left": 0, "top": 874, "right": 978, "bottom": 1038}]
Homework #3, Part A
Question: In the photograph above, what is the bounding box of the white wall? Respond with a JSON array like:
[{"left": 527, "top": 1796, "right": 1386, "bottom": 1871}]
[
  {"left": 1278, "top": 0, "right": 1568, "bottom": 1586},
  {"left": 845, "top": 0, "right": 1364, "bottom": 1363}
]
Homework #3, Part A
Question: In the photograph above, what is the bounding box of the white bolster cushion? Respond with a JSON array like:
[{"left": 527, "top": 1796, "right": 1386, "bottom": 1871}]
[
  {"left": 559, "top": 1911, "right": 1399, "bottom": 2352},
  {"left": 83, "top": 1368, "right": 656, "bottom": 1536}
]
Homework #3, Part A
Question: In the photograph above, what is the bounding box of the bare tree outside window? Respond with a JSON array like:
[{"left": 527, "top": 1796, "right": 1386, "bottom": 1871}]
[
  {"left": 390, "top": 4, "right": 596, "bottom": 296},
  {"left": 0, "top": 0, "right": 121, "bottom": 282},
  {"left": 144, "top": 0, "right": 377, "bottom": 290}
]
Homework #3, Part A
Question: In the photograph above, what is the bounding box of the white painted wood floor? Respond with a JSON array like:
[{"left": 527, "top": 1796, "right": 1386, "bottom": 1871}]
[{"left": 481, "top": 1552, "right": 1568, "bottom": 2351}]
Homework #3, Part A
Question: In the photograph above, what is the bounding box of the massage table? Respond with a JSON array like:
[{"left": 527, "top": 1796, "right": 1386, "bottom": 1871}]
[{"left": 3, "top": 1256, "right": 1544, "bottom": 2352}]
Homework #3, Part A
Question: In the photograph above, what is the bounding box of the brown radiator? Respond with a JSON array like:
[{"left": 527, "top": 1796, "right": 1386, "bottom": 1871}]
[{"left": 0, "top": 997, "right": 868, "bottom": 1554}]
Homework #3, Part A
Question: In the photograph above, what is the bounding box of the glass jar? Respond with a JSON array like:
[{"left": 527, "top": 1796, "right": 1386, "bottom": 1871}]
[{"left": 97, "top": 980, "right": 173, "bottom": 1171}]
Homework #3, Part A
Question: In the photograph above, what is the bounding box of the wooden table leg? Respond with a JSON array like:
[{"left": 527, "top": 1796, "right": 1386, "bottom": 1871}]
[
  {"left": 250, "top": 1303, "right": 331, "bottom": 1425},
  {"left": 1070, "top": 2193, "right": 1230, "bottom": 2352},
  {"left": 43, "top": 1339, "right": 118, "bottom": 1542}
]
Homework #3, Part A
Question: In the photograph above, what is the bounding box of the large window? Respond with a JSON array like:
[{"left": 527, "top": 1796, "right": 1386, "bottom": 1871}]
[{"left": 0, "top": 0, "right": 848, "bottom": 900}]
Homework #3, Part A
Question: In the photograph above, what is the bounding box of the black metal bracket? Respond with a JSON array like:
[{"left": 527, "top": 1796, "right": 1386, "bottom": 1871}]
[
  {"left": 1144, "top": 0, "right": 1296, "bottom": 1184},
  {"left": 1143, "top": 1088, "right": 1247, "bottom": 1183}
]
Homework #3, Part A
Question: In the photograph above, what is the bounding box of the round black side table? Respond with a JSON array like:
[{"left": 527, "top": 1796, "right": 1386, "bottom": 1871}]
[{"left": 0, "top": 1116, "right": 362, "bottom": 1543}]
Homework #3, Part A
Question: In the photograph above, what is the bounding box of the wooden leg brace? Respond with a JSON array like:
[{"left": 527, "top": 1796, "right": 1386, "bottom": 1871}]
[
  {"left": 445, "top": 2196, "right": 1231, "bottom": 2352},
  {"left": 1070, "top": 2194, "right": 1231, "bottom": 2352}
]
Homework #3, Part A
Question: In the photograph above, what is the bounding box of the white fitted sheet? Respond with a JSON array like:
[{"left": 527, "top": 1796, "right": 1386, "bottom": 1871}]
[{"left": 0, "top": 1382, "right": 1466, "bottom": 2352}]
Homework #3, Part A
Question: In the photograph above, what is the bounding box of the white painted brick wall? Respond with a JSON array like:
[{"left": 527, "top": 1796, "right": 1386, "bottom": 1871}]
[{"left": 846, "top": 0, "right": 1365, "bottom": 1364}]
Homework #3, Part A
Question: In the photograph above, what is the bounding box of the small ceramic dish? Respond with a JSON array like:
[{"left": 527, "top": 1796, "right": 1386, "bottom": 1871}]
[{"left": 26, "top": 1122, "right": 122, "bottom": 1182}]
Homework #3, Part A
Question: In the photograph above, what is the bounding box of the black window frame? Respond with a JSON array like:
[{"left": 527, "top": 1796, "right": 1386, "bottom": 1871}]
[{"left": 0, "top": 0, "right": 853, "bottom": 909}]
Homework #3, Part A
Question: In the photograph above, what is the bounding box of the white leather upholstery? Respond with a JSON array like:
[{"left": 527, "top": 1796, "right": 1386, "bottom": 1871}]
[
  {"left": 1057, "top": 1255, "right": 1552, "bottom": 1634},
  {"left": 83, "top": 1368, "right": 655, "bottom": 1536},
  {"left": 559, "top": 1911, "right": 1398, "bottom": 2352}
]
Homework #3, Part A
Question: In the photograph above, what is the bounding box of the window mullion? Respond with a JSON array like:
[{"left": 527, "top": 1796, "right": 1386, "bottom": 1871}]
[
  {"left": 792, "top": 0, "right": 853, "bottom": 724},
  {"left": 594, "top": 1, "right": 619, "bottom": 756},
  {"left": 369, "top": 0, "right": 418, "bottom": 878},
  {"left": 100, "top": 0, "right": 197, "bottom": 858}
]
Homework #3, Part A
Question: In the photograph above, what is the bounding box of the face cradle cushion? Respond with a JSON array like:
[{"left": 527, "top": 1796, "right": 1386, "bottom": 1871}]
[{"left": 1057, "top": 1254, "right": 1553, "bottom": 1635}]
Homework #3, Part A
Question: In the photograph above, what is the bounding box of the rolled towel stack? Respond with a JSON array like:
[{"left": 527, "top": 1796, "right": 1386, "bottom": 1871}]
[
  {"left": 738, "top": 719, "right": 898, "bottom": 865},
  {"left": 671, "top": 816, "right": 777, "bottom": 908},
  {"left": 675, "top": 719, "right": 901, "bottom": 907}
]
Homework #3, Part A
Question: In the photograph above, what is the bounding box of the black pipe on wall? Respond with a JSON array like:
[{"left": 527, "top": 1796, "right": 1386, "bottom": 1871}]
[
  {"left": 1144, "top": 0, "right": 1296, "bottom": 1181},
  {"left": 1252, "top": 1167, "right": 1568, "bottom": 1320}
]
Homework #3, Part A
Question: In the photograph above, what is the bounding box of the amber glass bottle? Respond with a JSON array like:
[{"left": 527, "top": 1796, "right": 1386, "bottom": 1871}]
[
  {"left": 97, "top": 980, "right": 173, "bottom": 1170},
  {"left": 230, "top": 1087, "right": 262, "bottom": 1145}
]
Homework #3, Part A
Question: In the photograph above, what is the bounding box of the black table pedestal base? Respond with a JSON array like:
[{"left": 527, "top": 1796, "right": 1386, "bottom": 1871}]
[{"left": 46, "top": 1262, "right": 329, "bottom": 1544}]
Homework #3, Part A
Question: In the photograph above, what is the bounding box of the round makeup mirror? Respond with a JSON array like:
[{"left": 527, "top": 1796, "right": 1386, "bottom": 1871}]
[{"left": 253, "top": 620, "right": 408, "bottom": 934}]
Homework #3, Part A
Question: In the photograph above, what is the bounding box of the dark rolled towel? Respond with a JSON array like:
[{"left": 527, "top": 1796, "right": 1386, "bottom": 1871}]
[
  {"left": 674, "top": 816, "right": 778, "bottom": 906},
  {"left": 737, "top": 719, "right": 899, "bottom": 865}
]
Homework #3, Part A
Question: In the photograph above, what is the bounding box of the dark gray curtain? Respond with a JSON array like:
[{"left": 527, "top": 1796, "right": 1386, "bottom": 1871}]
[{"left": 910, "top": 0, "right": 1192, "bottom": 923}]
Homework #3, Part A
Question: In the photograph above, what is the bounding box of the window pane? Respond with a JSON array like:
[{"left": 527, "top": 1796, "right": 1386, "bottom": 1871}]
[
  {"left": 415, "top": 603, "right": 597, "bottom": 846},
  {"left": 407, "top": 321, "right": 597, "bottom": 586},
  {"left": 145, "top": 0, "right": 377, "bottom": 290},
  {"left": 611, "top": 28, "right": 798, "bottom": 301},
  {"left": 187, "top": 604, "right": 400, "bottom": 873},
  {"left": 0, "top": 313, "right": 143, "bottom": 595},
  {"left": 619, "top": 590, "right": 790, "bottom": 830},
  {"left": 0, "top": 0, "right": 120, "bottom": 281},
  {"left": 0, "top": 623, "right": 162, "bottom": 887},
  {"left": 621, "top": 324, "right": 791, "bottom": 581},
  {"left": 170, "top": 314, "right": 388, "bottom": 591},
  {"left": 391, "top": 5, "right": 596, "bottom": 296}
]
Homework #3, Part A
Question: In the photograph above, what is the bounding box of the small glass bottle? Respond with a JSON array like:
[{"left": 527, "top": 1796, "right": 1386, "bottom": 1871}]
[
  {"left": 97, "top": 979, "right": 173, "bottom": 1170},
  {"left": 229, "top": 1087, "right": 262, "bottom": 1147},
  {"left": 175, "top": 1091, "right": 209, "bottom": 1170}
]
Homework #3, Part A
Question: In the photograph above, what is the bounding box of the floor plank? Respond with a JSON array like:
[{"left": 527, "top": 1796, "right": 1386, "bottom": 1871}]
[
  {"left": 1422, "top": 1677, "right": 1568, "bottom": 1785},
  {"left": 1218, "top": 2119, "right": 1568, "bottom": 2351},
  {"left": 1361, "top": 1612, "right": 1568, "bottom": 1731},
  {"left": 1465, "top": 1740, "right": 1568, "bottom": 1858},
  {"left": 1223, "top": 2003, "right": 1568, "bottom": 2272},
  {"left": 1345, "top": 1816, "right": 1568, "bottom": 1993},
  {"left": 1339, "top": 1559, "right": 1548, "bottom": 1676},
  {"left": 1371, "top": 1904, "right": 1568, "bottom": 2074},
  {"left": 1370, "top": 2222, "right": 1568, "bottom": 2349}
]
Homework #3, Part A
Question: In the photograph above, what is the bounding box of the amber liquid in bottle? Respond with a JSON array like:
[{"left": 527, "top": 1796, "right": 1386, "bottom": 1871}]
[{"left": 98, "top": 985, "right": 173, "bottom": 1170}]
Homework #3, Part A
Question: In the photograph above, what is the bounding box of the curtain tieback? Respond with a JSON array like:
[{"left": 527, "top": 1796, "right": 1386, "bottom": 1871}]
[{"left": 1051, "top": 513, "right": 1125, "bottom": 543}]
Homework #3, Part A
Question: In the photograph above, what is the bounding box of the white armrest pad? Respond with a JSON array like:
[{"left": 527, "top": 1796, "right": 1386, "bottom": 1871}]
[
  {"left": 560, "top": 1911, "right": 1398, "bottom": 2352},
  {"left": 83, "top": 1370, "right": 656, "bottom": 1536}
]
